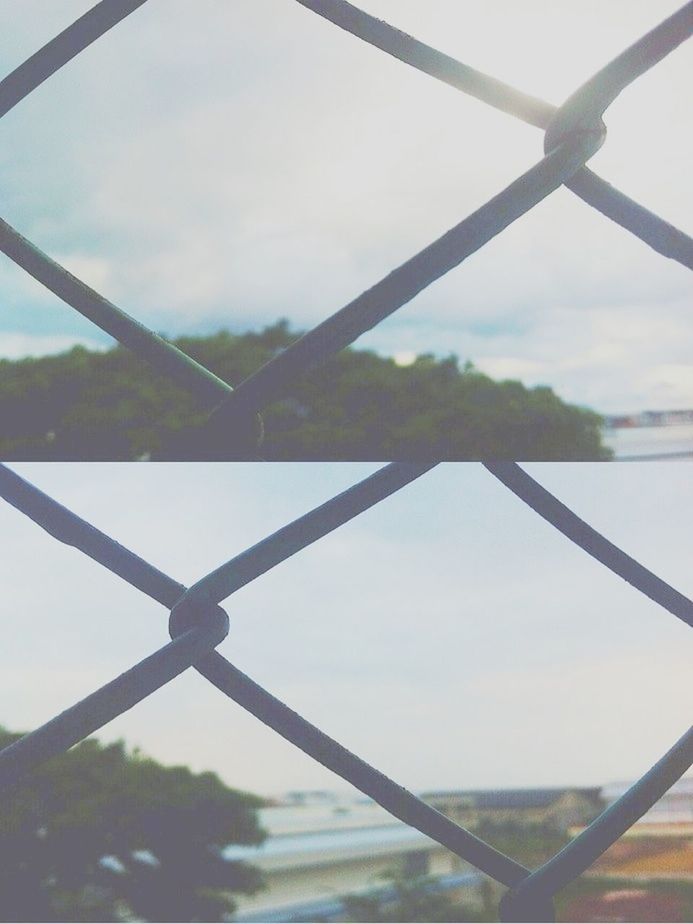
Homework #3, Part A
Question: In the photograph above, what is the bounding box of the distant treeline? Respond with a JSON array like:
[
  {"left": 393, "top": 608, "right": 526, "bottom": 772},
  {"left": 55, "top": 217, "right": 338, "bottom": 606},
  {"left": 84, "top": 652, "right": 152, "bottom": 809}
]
[{"left": 0, "top": 322, "right": 611, "bottom": 460}]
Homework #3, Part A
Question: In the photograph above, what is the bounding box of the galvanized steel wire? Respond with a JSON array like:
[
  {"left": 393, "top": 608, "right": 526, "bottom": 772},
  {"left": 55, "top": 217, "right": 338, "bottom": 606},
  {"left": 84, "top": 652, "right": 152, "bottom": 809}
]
[
  {"left": 0, "top": 463, "right": 690, "bottom": 922},
  {"left": 0, "top": 1, "right": 691, "bottom": 453}
]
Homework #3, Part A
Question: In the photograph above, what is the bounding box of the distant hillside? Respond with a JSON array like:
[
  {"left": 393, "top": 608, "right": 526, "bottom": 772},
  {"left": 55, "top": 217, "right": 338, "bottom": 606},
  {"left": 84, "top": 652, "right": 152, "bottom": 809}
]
[{"left": 0, "top": 322, "right": 611, "bottom": 460}]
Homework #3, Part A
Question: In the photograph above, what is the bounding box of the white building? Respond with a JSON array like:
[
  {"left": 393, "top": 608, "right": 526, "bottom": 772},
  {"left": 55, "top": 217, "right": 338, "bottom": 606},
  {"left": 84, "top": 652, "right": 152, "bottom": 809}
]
[{"left": 227, "top": 796, "right": 483, "bottom": 922}]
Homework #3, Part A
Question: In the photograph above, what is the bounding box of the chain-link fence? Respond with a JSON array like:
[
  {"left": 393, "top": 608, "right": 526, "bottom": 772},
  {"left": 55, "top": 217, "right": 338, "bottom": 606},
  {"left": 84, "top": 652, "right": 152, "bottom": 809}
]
[
  {"left": 0, "top": 462, "right": 690, "bottom": 922},
  {"left": 1, "top": 0, "right": 691, "bottom": 456},
  {"left": 1, "top": 3, "right": 691, "bottom": 920}
]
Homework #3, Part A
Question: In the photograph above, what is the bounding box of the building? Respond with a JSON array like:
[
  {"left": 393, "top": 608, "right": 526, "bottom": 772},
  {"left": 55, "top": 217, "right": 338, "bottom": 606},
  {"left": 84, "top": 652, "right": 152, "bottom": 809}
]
[
  {"left": 227, "top": 796, "right": 484, "bottom": 922},
  {"left": 600, "top": 777, "right": 693, "bottom": 830},
  {"left": 605, "top": 409, "right": 693, "bottom": 428},
  {"left": 423, "top": 787, "right": 603, "bottom": 830}
]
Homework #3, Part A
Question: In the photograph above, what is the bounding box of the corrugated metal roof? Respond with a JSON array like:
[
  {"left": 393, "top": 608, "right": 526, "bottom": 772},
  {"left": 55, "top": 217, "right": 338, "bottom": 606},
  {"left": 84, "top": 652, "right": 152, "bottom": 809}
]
[{"left": 223, "top": 822, "right": 437, "bottom": 871}]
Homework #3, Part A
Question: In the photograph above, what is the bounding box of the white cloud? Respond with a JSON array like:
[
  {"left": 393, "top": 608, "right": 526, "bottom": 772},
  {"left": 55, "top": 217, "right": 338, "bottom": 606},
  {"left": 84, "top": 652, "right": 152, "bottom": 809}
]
[
  {"left": 53, "top": 252, "right": 114, "bottom": 293},
  {"left": 0, "top": 331, "right": 106, "bottom": 359}
]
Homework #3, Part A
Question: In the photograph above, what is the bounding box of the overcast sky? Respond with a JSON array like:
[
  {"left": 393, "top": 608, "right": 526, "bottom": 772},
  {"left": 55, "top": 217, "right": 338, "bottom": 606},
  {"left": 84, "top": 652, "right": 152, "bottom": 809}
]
[
  {"left": 0, "top": 0, "right": 691, "bottom": 414},
  {"left": 2, "top": 462, "right": 690, "bottom": 799}
]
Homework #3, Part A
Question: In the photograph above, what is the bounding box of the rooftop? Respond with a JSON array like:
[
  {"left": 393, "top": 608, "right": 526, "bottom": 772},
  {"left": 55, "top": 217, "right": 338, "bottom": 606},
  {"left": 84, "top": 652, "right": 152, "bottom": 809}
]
[{"left": 422, "top": 787, "right": 602, "bottom": 810}]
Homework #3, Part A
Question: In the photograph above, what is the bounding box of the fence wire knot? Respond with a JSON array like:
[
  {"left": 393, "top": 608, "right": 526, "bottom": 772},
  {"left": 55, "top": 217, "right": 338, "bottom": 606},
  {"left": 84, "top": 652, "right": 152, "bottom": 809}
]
[
  {"left": 169, "top": 596, "right": 230, "bottom": 645},
  {"left": 500, "top": 887, "right": 556, "bottom": 924}
]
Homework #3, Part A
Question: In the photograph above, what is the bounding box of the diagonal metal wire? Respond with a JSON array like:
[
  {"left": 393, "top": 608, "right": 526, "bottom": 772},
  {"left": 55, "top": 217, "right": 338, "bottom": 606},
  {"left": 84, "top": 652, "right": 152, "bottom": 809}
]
[
  {"left": 0, "top": 463, "right": 690, "bottom": 921},
  {"left": 296, "top": 0, "right": 693, "bottom": 266},
  {"left": 485, "top": 462, "right": 693, "bottom": 628},
  {"left": 209, "top": 131, "right": 603, "bottom": 428},
  {"left": 0, "top": 217, "right": 234, "bottom": 410},
  {"left": 0, "top": 0, "right": 148, "bottom": 120},
  {"left": 500, "top": 725, "right": 693, "bottom": 920},
  {"left": 0, "top": 1, "right": 690, "bottom": 453},
  {"left": 0, "top": 613, "right": 229, "bottom": 793}
]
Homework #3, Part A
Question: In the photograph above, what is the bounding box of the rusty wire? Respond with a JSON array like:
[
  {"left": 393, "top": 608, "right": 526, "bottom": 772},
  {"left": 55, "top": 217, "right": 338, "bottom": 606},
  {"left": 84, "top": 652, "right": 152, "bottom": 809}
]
[
  {"left": 0, "top": 1, "right": 690, "bottom": 454},
  {"left": 0, "top": 463, "right": 690, "bottom": 922}
]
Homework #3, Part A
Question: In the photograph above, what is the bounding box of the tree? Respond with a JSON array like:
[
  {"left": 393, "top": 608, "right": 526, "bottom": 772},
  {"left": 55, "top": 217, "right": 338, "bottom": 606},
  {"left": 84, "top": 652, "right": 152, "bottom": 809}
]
[
  {"left": 0, "top": 323, "right": 612, "bottom": 460},
  {"left": 341, "top": 871, "right": 489, "bottom": 923},
  {"left": 473, "top": 819, "right": 571, "bottom": 868},
  {"left": 0, "top": 729, "right": 265, "bottom": 922}
]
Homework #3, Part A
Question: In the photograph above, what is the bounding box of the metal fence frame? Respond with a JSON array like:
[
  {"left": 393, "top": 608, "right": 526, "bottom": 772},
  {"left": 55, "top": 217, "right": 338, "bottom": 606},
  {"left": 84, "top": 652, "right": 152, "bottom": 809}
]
[
  {"left": 0, "top": 0, "right": 691, "bottom": 455},
  {"left": 0, "top": 462, "right": 690, "bottom": 922}
]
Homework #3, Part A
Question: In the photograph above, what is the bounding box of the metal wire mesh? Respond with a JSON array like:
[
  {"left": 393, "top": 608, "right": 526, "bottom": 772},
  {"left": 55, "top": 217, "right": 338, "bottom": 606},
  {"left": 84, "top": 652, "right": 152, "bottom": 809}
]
[
  {"left": 0, "top": 1, "right": 691, "bottom": 455},
  {"left": 0, "top": 462, "right": 690, "bottom": 922}
]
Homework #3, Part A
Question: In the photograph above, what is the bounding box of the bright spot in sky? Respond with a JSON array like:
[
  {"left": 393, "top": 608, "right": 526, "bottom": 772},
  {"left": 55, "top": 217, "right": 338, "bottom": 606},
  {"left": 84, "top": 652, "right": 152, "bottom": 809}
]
[{"left": 393, "top": 350, "right": 417, "bottom": 367}]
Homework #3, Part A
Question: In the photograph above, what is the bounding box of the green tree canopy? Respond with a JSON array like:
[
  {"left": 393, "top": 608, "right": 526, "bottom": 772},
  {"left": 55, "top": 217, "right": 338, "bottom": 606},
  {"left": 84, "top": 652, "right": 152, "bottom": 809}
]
[
  {"left": 0, "top": 322, "right": 611, "bottom": 460},
  {"left": 0, "top": 729, "right": 265, "bottom": 922}
]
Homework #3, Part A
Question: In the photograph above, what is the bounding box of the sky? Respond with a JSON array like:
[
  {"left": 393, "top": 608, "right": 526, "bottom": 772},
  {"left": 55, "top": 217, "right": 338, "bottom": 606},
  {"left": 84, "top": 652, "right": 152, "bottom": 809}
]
[
  {"left": 1, "top": 462, "right": 691, "bottom": 799},
  {"left": 0, "top": 0, "right": 691, "bottom": 414}
]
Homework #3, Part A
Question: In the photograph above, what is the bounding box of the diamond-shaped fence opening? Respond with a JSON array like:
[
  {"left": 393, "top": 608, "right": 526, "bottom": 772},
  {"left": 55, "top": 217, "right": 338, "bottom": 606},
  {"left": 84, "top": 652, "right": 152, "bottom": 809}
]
[
  {"left": 0, "top": 1, "right": 691, "bottom": 457},
  {"left": 0, "top": 461, "right": 690, "bottom": 922}
]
